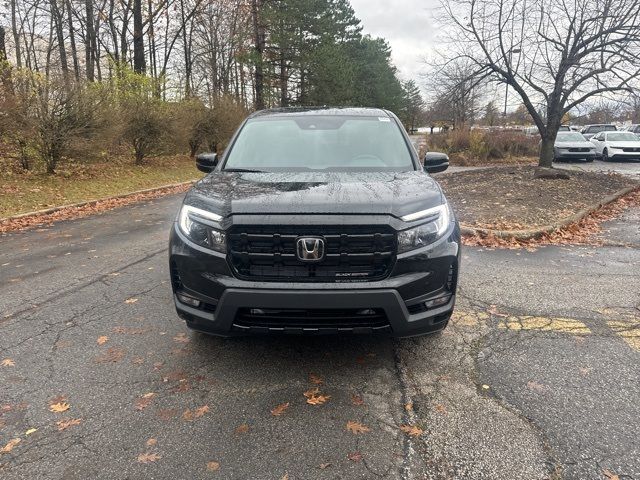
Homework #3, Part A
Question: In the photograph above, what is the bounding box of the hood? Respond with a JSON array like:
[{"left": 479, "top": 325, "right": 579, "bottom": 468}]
[
  {"left": 555, "top": 141, "right": 594, "bottom": 148},
  {"left": 606, "top": 141, "right": 640, "bottom": 147},
  {"left": 184, "top": 171, "right": 444, "bottom": 219}
]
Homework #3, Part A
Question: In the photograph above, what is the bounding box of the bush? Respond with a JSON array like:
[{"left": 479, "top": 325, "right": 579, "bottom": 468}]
[
  {"left": 1, "top": 69, "right": 103, "bottom": 173},
  {"left": 172, "top": 94, "right": 248, "bottom": 157},
  {"left": 426, "top": 128, "right": 539, "bottom": 164}
]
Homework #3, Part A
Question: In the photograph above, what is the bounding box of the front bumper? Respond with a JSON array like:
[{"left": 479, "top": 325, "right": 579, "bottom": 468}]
[
  {"left": 169, "top": 223, "right": 460, "bottom": 338},
  {"left": 607, "top": 151, "right": 640, "bottom": 161},
  {"left": 555, "top": 150, "right": 595, "bottom": 161}
]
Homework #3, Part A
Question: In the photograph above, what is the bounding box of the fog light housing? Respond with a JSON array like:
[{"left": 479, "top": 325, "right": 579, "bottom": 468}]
[
  {"left": 425, "top": 295, "right": 451, "bottom": 309},
  {"left": 177, "top": 293, "right": 201, "bottom": 308}
]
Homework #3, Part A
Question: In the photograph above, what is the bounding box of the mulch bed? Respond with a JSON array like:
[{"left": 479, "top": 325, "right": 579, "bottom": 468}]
[{"left": 438, "top": 166, "right": 638, "bottom": 229}]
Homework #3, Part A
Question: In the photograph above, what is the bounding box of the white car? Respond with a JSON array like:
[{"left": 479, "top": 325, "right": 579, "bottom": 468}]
[{"left": 589, "top": 131, "right": 640, "bottom": 161}]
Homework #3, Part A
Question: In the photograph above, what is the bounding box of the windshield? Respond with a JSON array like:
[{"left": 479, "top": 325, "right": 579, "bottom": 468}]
[
  {"left": 607, "top": 132, "right": 639, "bottom": 141},
  {"left": 223, "top": 115, "right": 415, "bottom": 172},
  {"left": 586, "top": 125, "right": 616, "bottom": 133},
  {"left": 556, "top": 132, "right": 586, "bottom": 142}
]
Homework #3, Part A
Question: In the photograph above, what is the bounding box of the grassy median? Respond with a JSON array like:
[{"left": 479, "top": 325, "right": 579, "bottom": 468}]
[{"left": 0, "top": 155, "right": 202, "bottom": 218}]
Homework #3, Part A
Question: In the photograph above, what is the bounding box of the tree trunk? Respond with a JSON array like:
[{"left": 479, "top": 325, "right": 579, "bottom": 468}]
[
  {"left": 85, "top": 0, "right": 95, "bottom": 81},
  {"left": 251, "top": 0, "right": 265, "bottom": 110},
  {"left": 10, "top": 0, "right": 22, "bottom": 68},
  {"left": 539, "top": 135, "right": 555, "bottom": 168},
  {"left": 279, "top": 53, "right": 287, "bottom": 107},
  {"left": 0, "top": 26, "right": 13, "bottom": 94},
  {"left": 65, "top": 0, "right": 80, "bottom": 79},
  {"left": 133, "top": 0, "right": 146, "bottom": 73},
  {"left": 50, "top": 0, "right": 69, "bottom": 80}
]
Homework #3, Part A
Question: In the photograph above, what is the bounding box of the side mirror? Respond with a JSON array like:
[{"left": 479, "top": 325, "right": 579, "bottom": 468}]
[
  {"left": 424, "top": 152, "right": 449, "bottom": 174},
  {"left": 196, "top": 153, "right": 218, "bottom": 173}
]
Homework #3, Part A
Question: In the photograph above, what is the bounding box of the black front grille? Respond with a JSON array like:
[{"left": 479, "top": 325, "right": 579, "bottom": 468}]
[
  {"left": 568, "top": 147, "right": 591, "bottom": 152},
  {"left": 228, "top": 226, "right": 396, "bottom": 282},
  {"left": 622, "top": 147, "right": 640, "bottom": 152},
  {"left": 234, "top": 307, "right": 389, "bottom": 329}
]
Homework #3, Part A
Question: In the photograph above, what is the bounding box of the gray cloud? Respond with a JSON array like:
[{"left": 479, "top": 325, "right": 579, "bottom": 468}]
[{"left": 350, "top": 0, "right": 439, "bottom": 82}]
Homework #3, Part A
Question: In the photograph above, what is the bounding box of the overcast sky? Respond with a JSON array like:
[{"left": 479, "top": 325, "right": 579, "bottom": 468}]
[{"left": 349, "top": 0, "right": 439, "bottom": 84}]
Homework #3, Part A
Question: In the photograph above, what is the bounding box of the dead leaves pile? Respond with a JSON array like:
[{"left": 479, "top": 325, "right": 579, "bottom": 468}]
[
  {"left": 0, "top": 183, "right": 193, "bottom": 234},
  {"left": 463, "top": 189, "right": 640, "bottom": 249}
]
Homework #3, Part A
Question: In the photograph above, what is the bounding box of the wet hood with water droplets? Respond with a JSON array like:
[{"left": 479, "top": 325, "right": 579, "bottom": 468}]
[{"left": 185, "top": 171, "right": 444, "bottom": 219}]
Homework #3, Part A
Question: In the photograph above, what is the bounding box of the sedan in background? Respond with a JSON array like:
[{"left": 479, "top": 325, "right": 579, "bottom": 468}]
[
  {"left": 590, "top": 131, "right": 640, "bottom": 161},
  {"left": 553, "top": 132, "right": 596, "bottom": 162},
  {"left": 625, "top": 124, "right": 640, "bottom": 135},
  {"left": 580, "top": 124, "right": 617, "bottom": 140}
]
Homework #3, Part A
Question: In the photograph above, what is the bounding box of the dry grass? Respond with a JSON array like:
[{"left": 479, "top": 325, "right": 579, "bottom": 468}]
[{"left": 0, "top": 154, "right": 202, "bottom": 217}]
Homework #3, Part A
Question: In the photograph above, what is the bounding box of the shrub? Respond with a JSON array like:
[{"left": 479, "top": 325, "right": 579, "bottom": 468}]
[
  {"left": 1, "top": 70, "right": 102, "bottom": 173},
  {"left": 426, "top": 128, "right": 539, "bottom": 164},
  {"left": 113, "top": 70, "right": 171, "bottom": 164},
  {"left": 173, "top": 94, "right": 248, "bottom": 157}
]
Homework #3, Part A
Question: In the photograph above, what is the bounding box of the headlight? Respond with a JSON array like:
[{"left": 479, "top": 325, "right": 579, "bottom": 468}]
[
  {"left": 398, "top": 203, "right": 452, "bottom": 253},
  {"left": 178, "top": 205, "right": 226, "bottom": 252}
]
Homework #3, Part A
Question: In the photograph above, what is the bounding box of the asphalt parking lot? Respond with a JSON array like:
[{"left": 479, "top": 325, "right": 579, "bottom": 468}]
[{"left": 1, "top": 194, "right": 638, "bottom": 479}]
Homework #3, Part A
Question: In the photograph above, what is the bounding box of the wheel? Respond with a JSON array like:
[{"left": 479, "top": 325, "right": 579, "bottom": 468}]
[
  {"left": 602, "top": 149, "right": 609, "bottom": 162},
  {"left": 585, "top": 157, "right": 594, "bottom": 163}
]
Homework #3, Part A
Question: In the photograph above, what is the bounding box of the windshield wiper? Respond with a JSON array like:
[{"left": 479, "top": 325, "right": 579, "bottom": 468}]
[{"left": 223, "top": 168, "right": 268, "bottom": 173}]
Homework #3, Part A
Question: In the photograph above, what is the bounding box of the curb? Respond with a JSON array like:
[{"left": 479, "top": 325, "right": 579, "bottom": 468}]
[
  {"left": 1, "top": 180, "right": 196, "bottom": 223},
  {"left": 460, "top": 185, "right": 639, "bottom": 241}
]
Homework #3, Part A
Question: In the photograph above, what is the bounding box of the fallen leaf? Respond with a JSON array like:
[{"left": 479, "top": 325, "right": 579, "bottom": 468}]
[
  {"left": 1, "top": 359, "right": 15, "bottom": 367},
  {"left": 183, "top": 405, "right": 209, "bottom": 420},
  {"left": 146, "top": 438, "right": 157, "bottom": 447},
  {"left": 97, "top": 336, "right": 109, "bottom": 345},
  {"left": 235, "top": 424, "right": 250, "bottom": 434},
  {"left": 318, "top": 463, "right": 331, "bottom": 469},
  {"left": 135, "top": 393, "right": 156, "bottom": 411},
  {"left": 173, "top": 333, "right": 189, "bottom": 344},
  {"left": 137, "top": 452, "right": 161, "bottom": 464},
  {"left": 304, "top": 387, "right": 330, "bottom": 406},
  {"left": 435, "top": 404, "right": 447, "bottom": 414},
  {"left": 194, "top": 405, "right": 209, "bottom": 417},
  {"left": 603, "top": 470, "right": 620, "bottom": 480},
  {"left": 94, "top": 347, "right": 126, "bottom": 363},
  {"left": 526, "top": 381, "right": 548, "bottom": 393},
  {"left": 351, "top": 394, "right": 364, "bottom": 406},
  {"left": 281, "top": 474, "right": 289, "bottom": 480},
  {"left": 348, "top": 451, "right": 363, "bottom": 462},
  {"left": 488, "top": 305, "right": 508, "bottom": 317},
  {"left": 1, "top": 438, "right": 21, "bottom": 454},
  {"left": 346, "top": 421, "right": 370, "bottom": 434},
  {"left": 25, "top": 428, "right": 38, "bottom": 436},
  {"left": 56, "top": 418, "right": 81, "bottom": 431},
  {"left": 309, "top": 373, "right": 323, "bottom": 385},
  {"left": 49, "top": 401, "right": 70, "bottom": 413},
  {"left": 400, "top": 424, "right": 424, "bottom": 437},
  {"left": 404, "top": 402, "right": 413, "bottom": 412},
  {"left": 481, "top": 384, "right": 490, "bottom": 390},
  {"left": 207, "top": 461, "right": 220, "bottom": 471},
  {"left": 125, "top": 298, "right": 138, "bottom": 304},
  {"left": 271, "top": 402, "right": 290, "bottom": 416}
]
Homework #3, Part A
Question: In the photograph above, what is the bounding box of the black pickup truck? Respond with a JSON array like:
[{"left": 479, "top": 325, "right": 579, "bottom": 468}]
[{"left": 169, "top": 107, "right": 460, "bottom": 337}]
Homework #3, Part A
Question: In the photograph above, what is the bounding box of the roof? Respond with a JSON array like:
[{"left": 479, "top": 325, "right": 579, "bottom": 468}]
[{"left": 249, "top": 107, "right": 391, "bottom": 118}]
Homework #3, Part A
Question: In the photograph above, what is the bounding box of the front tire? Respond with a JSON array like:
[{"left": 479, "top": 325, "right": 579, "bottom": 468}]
[{"left": 602, "top": 149, "right": 609, "bottom": 162}]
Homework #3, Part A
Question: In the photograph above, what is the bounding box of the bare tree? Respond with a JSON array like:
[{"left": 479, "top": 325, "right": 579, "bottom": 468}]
[
  {"left": 440, "top": 0, "right": 640, "bottom": 167},
  {"left": 425, "top": 58, "right": 485, "bottom": 129}
]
